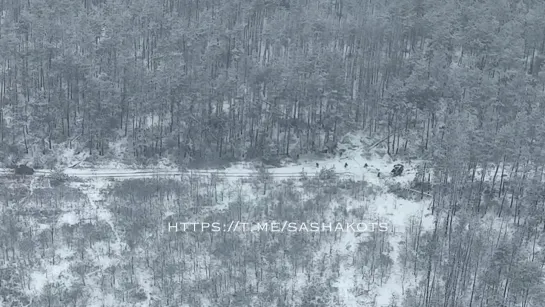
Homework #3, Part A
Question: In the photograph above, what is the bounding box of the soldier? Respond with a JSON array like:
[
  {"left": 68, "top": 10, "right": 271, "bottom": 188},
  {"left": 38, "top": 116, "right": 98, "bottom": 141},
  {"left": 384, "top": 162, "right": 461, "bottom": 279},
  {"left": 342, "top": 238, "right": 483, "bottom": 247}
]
[
  {"left": 344, "top": 163, "right": 348, "bottom": 168},
  {"left": 316, "top": 163, "right": 319, "bottom": 168}
]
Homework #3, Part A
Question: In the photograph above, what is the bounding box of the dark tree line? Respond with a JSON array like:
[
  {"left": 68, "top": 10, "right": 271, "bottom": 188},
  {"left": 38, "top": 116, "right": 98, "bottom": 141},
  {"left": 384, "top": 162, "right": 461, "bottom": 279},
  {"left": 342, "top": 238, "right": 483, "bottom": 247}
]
[{"left": 0, "top": 0, "right": 542, "bottom": 166}]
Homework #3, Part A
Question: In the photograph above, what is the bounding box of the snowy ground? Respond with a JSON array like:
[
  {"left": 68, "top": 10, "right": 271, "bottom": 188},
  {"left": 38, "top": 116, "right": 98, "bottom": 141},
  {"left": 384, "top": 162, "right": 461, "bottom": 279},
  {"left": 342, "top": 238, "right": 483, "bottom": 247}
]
[{"left": 13, "top": 134, "right": 434, "bottom": 307}]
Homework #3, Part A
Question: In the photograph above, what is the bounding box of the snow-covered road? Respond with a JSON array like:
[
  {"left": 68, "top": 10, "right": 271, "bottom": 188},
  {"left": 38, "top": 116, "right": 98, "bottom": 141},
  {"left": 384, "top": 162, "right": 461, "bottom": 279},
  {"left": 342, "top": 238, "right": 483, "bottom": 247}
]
[{"left": 0, "top": 167, "right": 356, "bottom": 179}]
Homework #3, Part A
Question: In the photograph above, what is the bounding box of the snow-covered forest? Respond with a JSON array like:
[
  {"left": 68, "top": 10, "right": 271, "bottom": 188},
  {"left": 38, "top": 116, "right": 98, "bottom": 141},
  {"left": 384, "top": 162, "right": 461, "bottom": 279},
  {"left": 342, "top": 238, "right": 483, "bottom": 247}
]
[{"left": 1, "top": 0, "right": 545, "bottom": 306}]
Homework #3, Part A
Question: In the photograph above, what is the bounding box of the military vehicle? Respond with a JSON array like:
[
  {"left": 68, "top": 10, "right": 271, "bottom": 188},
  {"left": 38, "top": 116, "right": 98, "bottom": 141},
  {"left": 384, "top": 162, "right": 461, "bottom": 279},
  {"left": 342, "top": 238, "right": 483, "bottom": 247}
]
[
  {"left": 15, "top": 165, "right": 34, "bottom": 175},
  {"left": 391, "top": 164, "right": 404, "bottom": 176}
]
